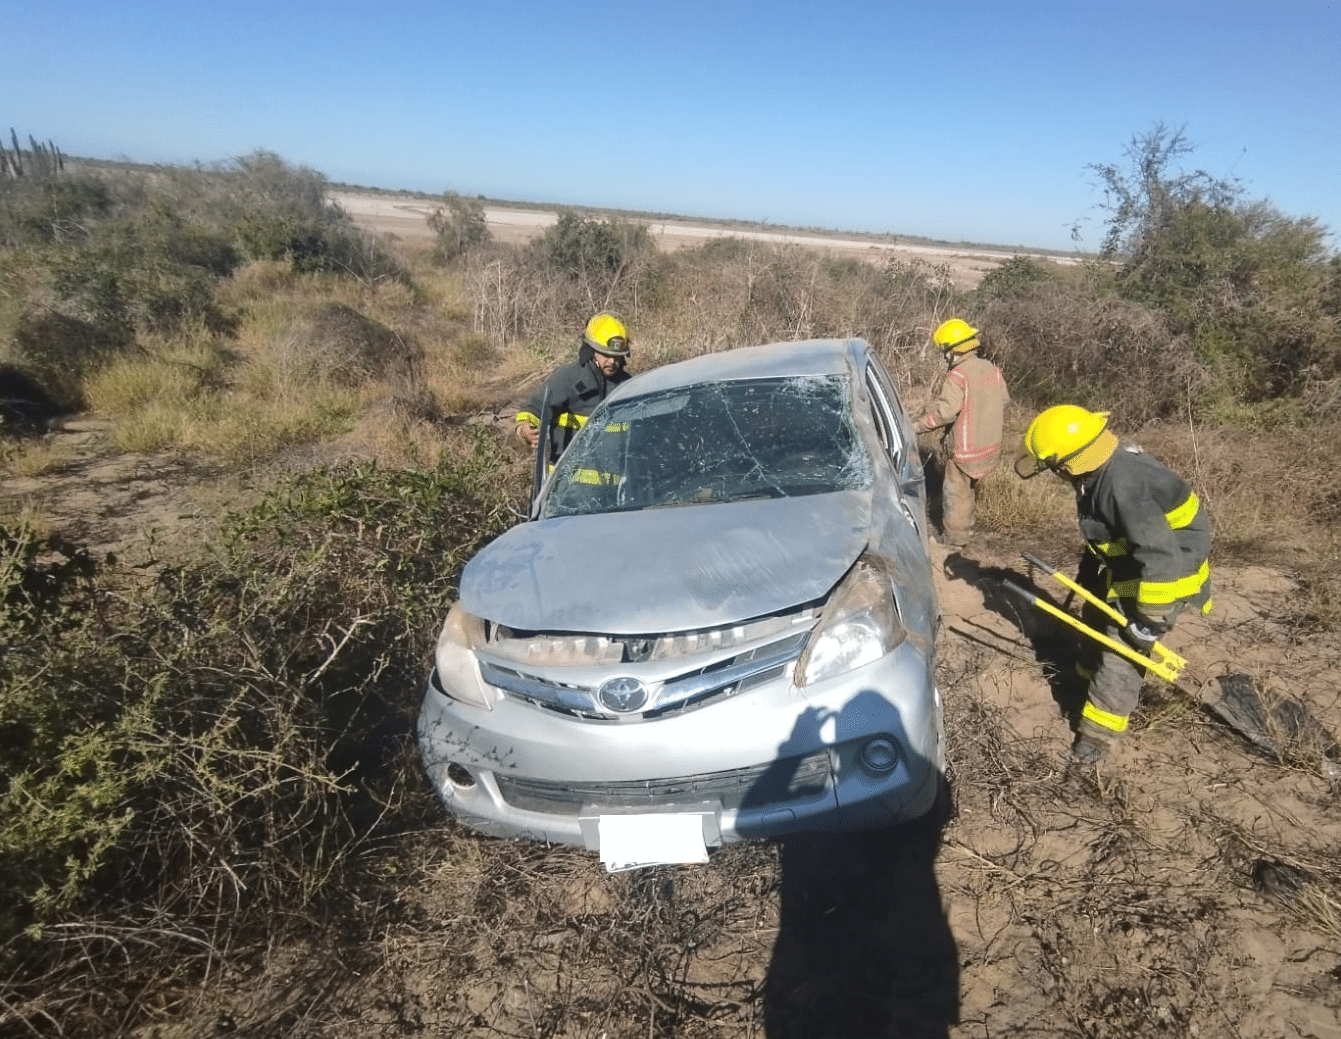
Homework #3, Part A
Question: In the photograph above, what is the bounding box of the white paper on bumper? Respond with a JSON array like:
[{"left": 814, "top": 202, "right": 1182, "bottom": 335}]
[{"left": 598, "top": 813, "right": 710, "bottom": 871}]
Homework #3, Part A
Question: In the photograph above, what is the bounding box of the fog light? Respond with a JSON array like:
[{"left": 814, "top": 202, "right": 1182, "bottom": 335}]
[
  {"left": 446, "top": 763, "right": 476, "bottom": 788},
  {"left": 860, "top": 737, "right": 901, "bottom": 774}
]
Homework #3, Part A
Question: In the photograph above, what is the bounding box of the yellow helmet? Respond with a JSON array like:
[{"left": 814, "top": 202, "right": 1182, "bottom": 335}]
[
  {"left": 582, "top": 312, "right": 630, "bottom": 357},
  {"left": 932, "top": 318, "right": 980, "bottom": 354},
  {"left": 1019, "top": 405, "right": 1118, "bottom": 477}
]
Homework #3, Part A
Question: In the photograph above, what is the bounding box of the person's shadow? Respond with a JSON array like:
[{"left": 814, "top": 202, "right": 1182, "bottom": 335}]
[
  {"left": 747, "top": 696, "right": 959, "bottom": 1038},
  {"left": 940, "top": 552, "right": 1090, "bottom": 732}
]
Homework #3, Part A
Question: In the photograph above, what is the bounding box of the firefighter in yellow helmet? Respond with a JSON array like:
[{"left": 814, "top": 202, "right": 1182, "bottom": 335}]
[
  {"left": 515, "top": 312, "right": 632, "bottom": 464},
  {"left": 1018, "top": 405, "right": 1213, "bottom": 763},
  {"left": 917, "top": 319, "right": 1009, "bottom": 545}
]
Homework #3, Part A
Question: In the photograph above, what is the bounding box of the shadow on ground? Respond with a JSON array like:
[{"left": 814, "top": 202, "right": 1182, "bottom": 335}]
[
  {"left": 941, "top": 551, "right": 1090, "bottom": 729},
  {"left": 763, "top": 786, "right": 958, "bottom": 1039}
]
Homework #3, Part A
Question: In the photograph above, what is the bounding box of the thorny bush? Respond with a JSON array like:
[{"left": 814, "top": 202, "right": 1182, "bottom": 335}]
[{"left": 0, "top": 439, "right": 516, "bottom": 1037}]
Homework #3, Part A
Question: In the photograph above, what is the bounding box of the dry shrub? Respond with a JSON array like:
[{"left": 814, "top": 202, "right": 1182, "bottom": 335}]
[
  {"left": 1296, "top": 373, "right": 1341, "bottom": 424},
  {"left": 458, "top": 232, "right": 957, "bottom": 390},
  {"left": 975, "top": 459, "right": 1076, "bottom": 540},
  {"left": 10, "top": 309, "right": 132, "bottom": 412},
  {"left": 630, "top": 242, "right": 955, "bottom": 386},
  {"left": 336, "top": 398, "right": 513, "bottom": 472},
  {"left": 1130, "top": 415, "right": 1341, "bottom": 577},
  {"left": 462, "top": 249, "right": 556, "bottom": 349},
  {"left": 222, "top": 257, "right": 297, "bottom": 297},
  {"left": 459, "top": 220, "right": 663, "bottom": 354},
  {"left": 979, "top": 282, "right": 1207, "bottom": 425},
  {"left": 1253, "top": 857, "right": 1341, "bottom": 939},
  {"left": 270, "top": 302, "right": 421, "bottom": 388},
  {"left": 730, "top": 245, "right": 839, "bottom": 345}
]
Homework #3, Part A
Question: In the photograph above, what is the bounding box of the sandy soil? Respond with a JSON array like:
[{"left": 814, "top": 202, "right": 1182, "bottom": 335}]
[
  {"left": 329, "top": 190, "right": 1059, "bottom": 290},
  {"left": 8, "top": 416, "right": 1341, "bottom": 1039}
]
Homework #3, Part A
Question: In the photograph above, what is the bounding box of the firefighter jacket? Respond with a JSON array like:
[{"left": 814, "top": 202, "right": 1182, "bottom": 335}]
[
  {"left": 918, "top": 352, "right": 1009, "bottom": 479},
  {"left": 515, "top": 345, "right": 630, "bottom": 463},
  {"left": 1075, "top": 444, "right": 1212, "bottom": 622}
]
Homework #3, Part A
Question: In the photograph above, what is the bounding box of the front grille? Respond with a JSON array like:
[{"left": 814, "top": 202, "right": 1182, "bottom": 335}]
[
  {"left": 479, "top": 628, "right": 811, "bottom": 721},
  {"left": 489, "top": 607, "right": 819, "bottom": 667},
  {"left": 495, "top": 751, "right": 832, "bottom": 816}
]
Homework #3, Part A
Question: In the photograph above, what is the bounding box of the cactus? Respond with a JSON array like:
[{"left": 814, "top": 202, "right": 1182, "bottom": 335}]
[{"left": 1, "top": 128, "right": 65, "bottom": 180}]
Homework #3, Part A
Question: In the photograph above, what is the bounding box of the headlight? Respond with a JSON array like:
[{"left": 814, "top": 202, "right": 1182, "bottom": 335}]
[
  {"left": 431, "top": 602, "right": 494, "bottom": 710},
  {"left": 795, "top": 558, "right": 906, "bottom": 687}
]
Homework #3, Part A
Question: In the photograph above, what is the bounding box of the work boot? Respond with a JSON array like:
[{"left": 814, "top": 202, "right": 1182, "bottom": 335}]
[
  {"left": 934, "top": 529, "right": 970, "bottom": 547},
  {"left": 1071, "top": 733, "right": 1108, "bottom": 764}
]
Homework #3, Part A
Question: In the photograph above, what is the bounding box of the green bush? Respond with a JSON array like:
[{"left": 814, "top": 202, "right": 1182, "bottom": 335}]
[
  {"left": 0, "top": 147, "right": 420, "bottom": 424},
  {"left": 428, "top": 191, "right": 492, "bottom": 263},
  {"left": 0, "top": 444, "right": 520, "bottom": 1033},
  {"left": 211, "top": 151, "right": 407, "bottom": 283},
  {"left": 974, "top": 255, "right": 1058, "bottom": 301},
  {"left": 52, "top": 236, "right": 236, "bottom": 337},
  {"left": 694, "top": 235, "right": 756, "bottom": 263},
  {"left": 0, "top": 525, "right": 105, "bottom": 928},
  {"left": 7, "top": 206, "right": 241, "bottom": 411},
  {"left": 1086, "top": 123, "right": 1340, "bottom": 417},
  {"left": 530, "top": 211, "right": 665, "bottom": 319}
]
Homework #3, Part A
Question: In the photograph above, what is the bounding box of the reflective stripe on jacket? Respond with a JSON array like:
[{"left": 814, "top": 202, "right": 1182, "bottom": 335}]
[
  {"left": 515, "top": 347, "right": 630, "bottom": 463},
  {"left": 918, "top": 353, "right": 1009, "bottom": 478},
  {"left": 1075, "top": 445, "right": 1212, "bottom": 616}
]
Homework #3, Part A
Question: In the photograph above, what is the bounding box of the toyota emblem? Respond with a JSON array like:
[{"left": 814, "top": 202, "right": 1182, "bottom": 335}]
[{"left": 598, "top": 676, "right": 649, "bottom": 713}]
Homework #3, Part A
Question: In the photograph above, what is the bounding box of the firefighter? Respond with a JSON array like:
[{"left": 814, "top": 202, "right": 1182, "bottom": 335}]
[
  {"left": 1017, "top": 405, "right": 1212, "bottom": 763},
  {"left": 917, "top": 318, "right": 1009, "bottom": 545},
  {"left": 515, "top": 312, "right": 632, "bottom": 465}
]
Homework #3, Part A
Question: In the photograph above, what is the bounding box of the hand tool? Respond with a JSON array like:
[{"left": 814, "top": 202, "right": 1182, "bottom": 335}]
[
  {"left": 1003, "top": 552, "right": 1341, "bottom": 777},
  {"left": 1001, "top": 551, "right": 1186, "bottom": 683}
]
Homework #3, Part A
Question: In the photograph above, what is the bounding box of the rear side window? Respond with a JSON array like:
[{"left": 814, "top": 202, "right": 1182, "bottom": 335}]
[{"left": 864, "top": 361, "right": 906, "bottom": 469}]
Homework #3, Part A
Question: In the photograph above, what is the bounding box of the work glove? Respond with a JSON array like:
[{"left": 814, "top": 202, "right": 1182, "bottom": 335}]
[{"left": 1076, "top": 553, "right": 1106, "bottom": 598}]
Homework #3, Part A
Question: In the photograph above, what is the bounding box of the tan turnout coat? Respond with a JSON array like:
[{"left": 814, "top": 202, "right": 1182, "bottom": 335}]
[{"left": 918, "top": 352, "right": 1009, "bottom": 478}]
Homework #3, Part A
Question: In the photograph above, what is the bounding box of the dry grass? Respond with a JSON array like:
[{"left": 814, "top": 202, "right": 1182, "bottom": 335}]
[
  {"left": 974, "top": 460, "right": 1075, "bottom": 539},
  {"left": 0, "top": 500, "right": 54, "bottom": 538},
  {"left": 0, "top": 437, "right": 75, "bottom": 478},
  {"left": 1135, "top": 417, "right": 1341, "bottom": 579}
]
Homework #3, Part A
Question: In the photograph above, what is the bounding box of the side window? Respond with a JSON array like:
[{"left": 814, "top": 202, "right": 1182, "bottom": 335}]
[{"left": 865, "top": 362, "right": 905, "bottom": 469}]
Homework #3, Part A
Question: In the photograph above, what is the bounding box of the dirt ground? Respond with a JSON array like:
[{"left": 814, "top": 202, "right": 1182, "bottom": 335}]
[
  {"left": 329, "top": 190, "right": 1046, "bottom": 290},
  {"left": 7, "top": 411, "right": 1341, "bottom": 1038}
]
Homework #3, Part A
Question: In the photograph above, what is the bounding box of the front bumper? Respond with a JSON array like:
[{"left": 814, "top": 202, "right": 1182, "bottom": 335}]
[{"left": 416, "top": 646, "right": 944, "bottom": 851}]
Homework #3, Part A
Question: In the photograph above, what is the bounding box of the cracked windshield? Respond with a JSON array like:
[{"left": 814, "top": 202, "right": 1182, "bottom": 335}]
[{"left": 543, "top": 375, "right": 872, "bottom": 517}]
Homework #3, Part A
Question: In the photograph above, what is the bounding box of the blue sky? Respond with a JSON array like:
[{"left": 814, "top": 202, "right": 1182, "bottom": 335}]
[{"left": 7, "top": 0, "right": 1339, "bottom": 252}]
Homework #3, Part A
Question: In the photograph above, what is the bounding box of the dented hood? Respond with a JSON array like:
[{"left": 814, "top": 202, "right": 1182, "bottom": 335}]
[{"left": 459, "top": 491, "right": 871, "bottom": 634}]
